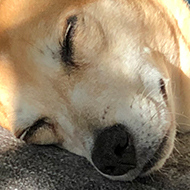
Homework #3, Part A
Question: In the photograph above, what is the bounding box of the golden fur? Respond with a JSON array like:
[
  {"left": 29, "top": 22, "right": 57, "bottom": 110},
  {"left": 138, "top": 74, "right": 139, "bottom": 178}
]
[{"left": 0, "top": 0, "right": 190, "bottom": 181}]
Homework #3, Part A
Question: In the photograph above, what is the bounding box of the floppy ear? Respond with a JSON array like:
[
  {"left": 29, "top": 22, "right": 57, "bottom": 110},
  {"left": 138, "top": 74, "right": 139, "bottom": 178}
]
[
  {"left": 0, "top": 107, "right": 61, "bottom": 146},
  {"left": 22, "top": 126, "right": 60, "bottom": 145},
  {"left": 18, "top": 118, "right": 60, "bottom": 145}
]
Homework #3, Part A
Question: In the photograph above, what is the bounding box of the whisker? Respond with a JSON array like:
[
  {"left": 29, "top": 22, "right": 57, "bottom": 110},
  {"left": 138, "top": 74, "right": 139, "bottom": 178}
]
[
  {"left": 144, "top": 89, "right": 158, "bottom": 100},
  {"left": 140, "top": 83, "right": 153, "bottom": 97},
  {"left": 173, "top": 146, "right": 181, "bottom": 155},
  {"left": 130, "top": 84, "right": 153, "bottom": 108},
  {"left": 174, "top": 112, "right": 189, "bottom": 118},
  {"left": 149, "top": 174, "right": 155, "bottom": 182},
  {"left": 150, "top": 112, "right": 158, "bottom": 121},
  {"left": 157, "top": 102, "right": 166, "bottom": 110},
  {"left": 176, "top": 122, "right": 190, "bottom": 127}
]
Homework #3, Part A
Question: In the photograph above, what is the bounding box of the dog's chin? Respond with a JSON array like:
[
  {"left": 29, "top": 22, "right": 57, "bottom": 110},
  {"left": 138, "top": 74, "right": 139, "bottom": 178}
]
[
  {"left": 90, "top": 161, "right": 141, "bottom": 181},
  {"left": 91, "top": 128, "right": 176, "bottom": 181}
]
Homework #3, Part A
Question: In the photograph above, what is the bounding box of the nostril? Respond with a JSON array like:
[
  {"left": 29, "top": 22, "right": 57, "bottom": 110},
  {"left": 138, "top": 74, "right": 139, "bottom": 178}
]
[
  {"left": 105, "top": 166, "right": 116, "bottom": 174},
  {"left": 114, "top": 138, "right": 129, "bottom": 157}
]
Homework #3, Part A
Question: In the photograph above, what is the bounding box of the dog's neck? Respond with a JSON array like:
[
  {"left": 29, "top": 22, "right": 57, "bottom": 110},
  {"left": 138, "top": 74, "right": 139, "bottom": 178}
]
[
  {"left": 154, "top": 0, "right": 190, "bottom": 133},
  {"left": 175, "top": 37, "right": 190, "bottom": 132}
]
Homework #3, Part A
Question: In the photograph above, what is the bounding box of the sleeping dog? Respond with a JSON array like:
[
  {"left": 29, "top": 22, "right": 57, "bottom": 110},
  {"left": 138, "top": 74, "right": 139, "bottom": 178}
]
[{"left": 0, "top": 0, "right": 190, "bottom": 181}]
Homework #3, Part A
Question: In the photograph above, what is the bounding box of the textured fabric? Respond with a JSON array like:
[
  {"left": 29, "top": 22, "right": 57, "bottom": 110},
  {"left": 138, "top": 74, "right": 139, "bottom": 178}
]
[
  {"left": 1, "top": 1, "right": 190, "bottom": 189},
  {"left": 0, "top": 126, "right": 190, "bottom": 190}
]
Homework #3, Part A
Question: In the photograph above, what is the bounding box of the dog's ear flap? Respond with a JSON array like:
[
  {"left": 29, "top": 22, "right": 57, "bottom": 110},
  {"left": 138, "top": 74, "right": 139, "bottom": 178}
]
[
  {"left": 23, "top": 126, "right": 59, "bottom": 145},
  {"left": 18, "top": 119, "right": 61, "bottom": 145}
]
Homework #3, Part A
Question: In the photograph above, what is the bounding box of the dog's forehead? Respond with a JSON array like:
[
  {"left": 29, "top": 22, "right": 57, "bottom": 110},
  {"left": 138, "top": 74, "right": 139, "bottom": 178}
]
[
  {"left": 0, "top": 0, "right": 95, "bottom": 36},
  {"left": 0, "top": 0, "right": 96, "bottom": 22},
  {"left": 0, "top": 0, "right": 170, "bottom": 90},
  {"left": 0, "top": 0, "right": 165, "bottom": 48},
  {"left": 0, "top": 0, "right": 140, "bottom": 33}
]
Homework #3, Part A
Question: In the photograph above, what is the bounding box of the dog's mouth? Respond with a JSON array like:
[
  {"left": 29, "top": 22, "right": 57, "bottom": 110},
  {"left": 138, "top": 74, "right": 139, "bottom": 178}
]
[
  {"left": 141, "top": 135, "right": 168, "bottom": 174},
  {"left": 91, "top": 124, "right": 173, "bottom": 180}
]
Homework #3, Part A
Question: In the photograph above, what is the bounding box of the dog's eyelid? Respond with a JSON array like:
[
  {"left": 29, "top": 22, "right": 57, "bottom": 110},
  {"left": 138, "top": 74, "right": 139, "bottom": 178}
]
[
  {"left": 60, "top": 15, "right": 78, "bottom": 66},
  {"left": 159, "top": 78, "right": 168, "bottom": 100},
  {"left": 64, "top": 22, "right": 72, "bottom": 39},
  {"left": 66, "top": 15, "right": 78, "bottom": 26},
  {"left": 64, "top": 15, "right": 77, "bottom": 37}
]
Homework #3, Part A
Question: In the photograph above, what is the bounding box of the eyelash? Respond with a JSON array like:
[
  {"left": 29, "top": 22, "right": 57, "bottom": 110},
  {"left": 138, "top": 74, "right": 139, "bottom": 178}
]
[
  {"left": 159, "top": 78, "right": 168, "bottom": 101},
  {"left": 60, "top": 16, "right": 77, "bottom": 66}
]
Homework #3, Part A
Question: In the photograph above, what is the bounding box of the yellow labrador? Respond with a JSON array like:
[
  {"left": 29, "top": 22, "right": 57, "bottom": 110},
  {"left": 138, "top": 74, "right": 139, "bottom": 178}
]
[{"left": 0, "top": 0, "right": 190, "bottom": 181}]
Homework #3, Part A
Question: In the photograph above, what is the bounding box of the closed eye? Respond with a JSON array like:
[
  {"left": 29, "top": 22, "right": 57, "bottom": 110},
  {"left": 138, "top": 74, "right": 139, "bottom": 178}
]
[
  {"left": 159, "top": 78, "right": 167, "bottom": 101},
  {"left": 60, "top": 15, "right": 77, "bottom": 66}
]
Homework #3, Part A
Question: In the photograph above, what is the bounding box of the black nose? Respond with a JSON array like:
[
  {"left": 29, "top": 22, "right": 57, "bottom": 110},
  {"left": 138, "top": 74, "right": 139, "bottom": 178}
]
[{"left": 92, "top": 124, "right": 136, "bottom": 176}]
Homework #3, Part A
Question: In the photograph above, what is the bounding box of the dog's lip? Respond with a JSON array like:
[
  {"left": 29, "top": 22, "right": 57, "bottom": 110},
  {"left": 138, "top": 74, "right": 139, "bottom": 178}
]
[
  {"left": 94, "top": 135, "right": 169, "bottom": 180},
  {"left": 140, "top": 134, "right": 168, "bottom": 174}
]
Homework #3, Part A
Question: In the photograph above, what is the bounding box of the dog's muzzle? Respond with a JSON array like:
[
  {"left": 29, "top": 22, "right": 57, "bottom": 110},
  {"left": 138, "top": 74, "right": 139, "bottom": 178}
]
[{"left": 92, "top": 125, "right": 136, "bottom": 176}]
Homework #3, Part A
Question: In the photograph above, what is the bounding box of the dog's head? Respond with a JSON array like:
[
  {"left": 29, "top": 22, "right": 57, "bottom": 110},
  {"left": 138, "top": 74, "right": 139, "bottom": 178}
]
[{"left": 0, "top": 0, "right": 177, "bottom": 181}]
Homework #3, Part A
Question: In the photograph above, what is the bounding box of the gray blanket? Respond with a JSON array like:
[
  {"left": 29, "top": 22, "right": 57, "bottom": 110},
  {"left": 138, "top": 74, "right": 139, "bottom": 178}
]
[{"left": 0, "top": 126, "right": 190, "bottom": 190}]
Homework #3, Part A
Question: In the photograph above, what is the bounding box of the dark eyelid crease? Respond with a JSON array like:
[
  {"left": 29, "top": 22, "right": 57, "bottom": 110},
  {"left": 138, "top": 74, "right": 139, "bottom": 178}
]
[
  {"left": 60, "top": 15, "right": 77, "bottom": 66},
  {"left": 65, "top": 16, "right": 77, "bottom": 38},
  {"left": 65, "top": 22, "right": 72, "bottom": 39}
]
